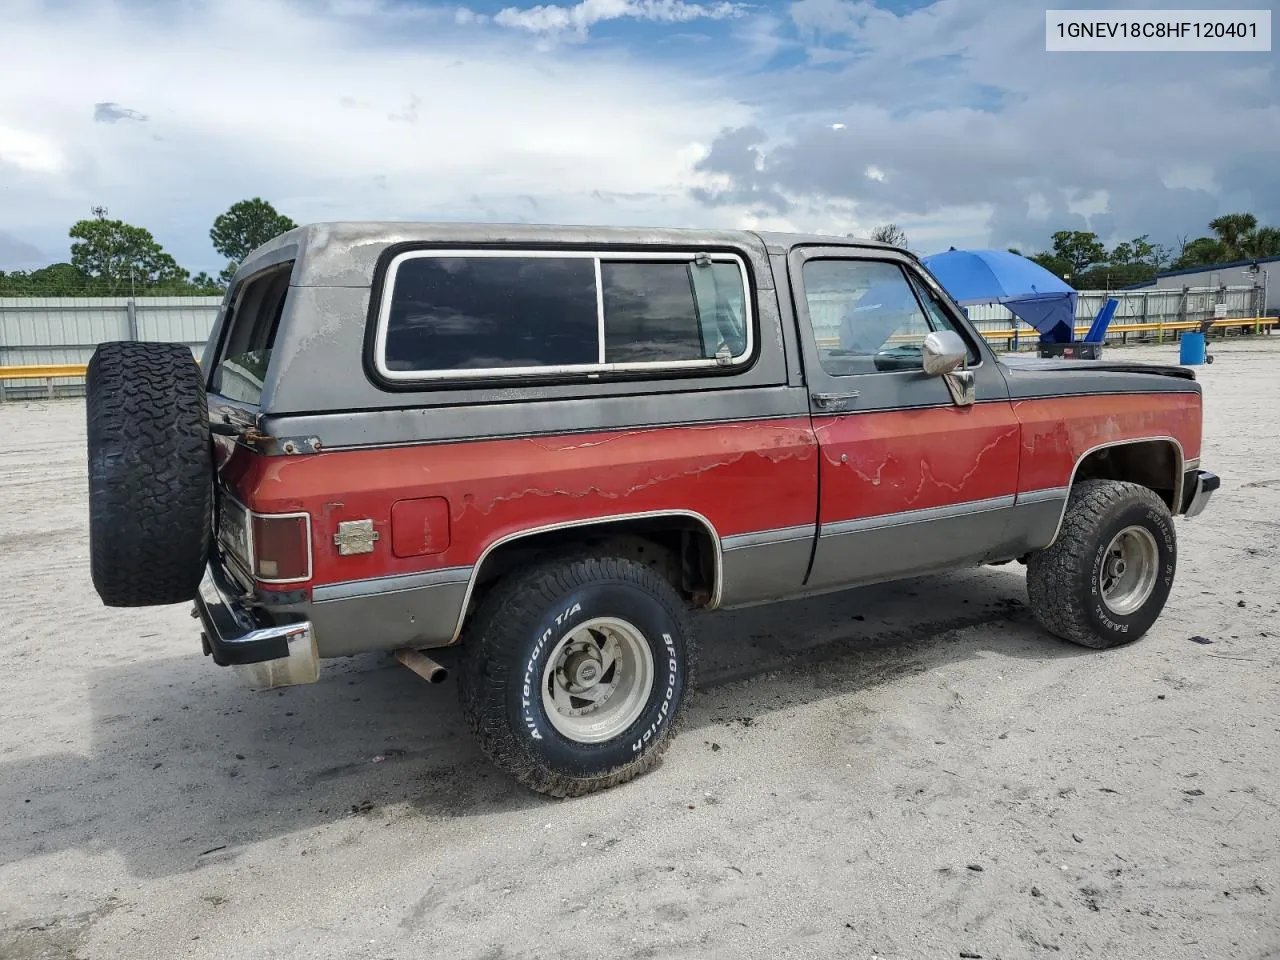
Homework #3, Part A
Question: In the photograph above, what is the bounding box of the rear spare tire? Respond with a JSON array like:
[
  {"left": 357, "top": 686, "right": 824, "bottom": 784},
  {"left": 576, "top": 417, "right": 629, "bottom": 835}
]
[{"left": 86, "top": 341, "right": 213, "bottom": 607}]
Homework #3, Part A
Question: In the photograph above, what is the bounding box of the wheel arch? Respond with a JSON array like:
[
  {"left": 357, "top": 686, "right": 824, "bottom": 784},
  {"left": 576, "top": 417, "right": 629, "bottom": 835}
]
[
  {"left": 1046, "top": 436, "right": 1186, "bottom": 547},
  {"left": 450, "top": 510, "right": 723, "bottom": 644}
]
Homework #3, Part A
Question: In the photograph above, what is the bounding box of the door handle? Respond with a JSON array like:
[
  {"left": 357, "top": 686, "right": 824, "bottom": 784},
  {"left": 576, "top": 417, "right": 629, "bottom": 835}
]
[{"left": 811, "top": 391, "right": 860, "bottom": 411}]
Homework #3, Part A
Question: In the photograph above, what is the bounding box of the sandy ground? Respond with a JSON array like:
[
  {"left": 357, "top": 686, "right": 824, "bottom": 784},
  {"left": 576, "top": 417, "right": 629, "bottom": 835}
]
[{"left": 1, "top": 339, "right": 1277, "bottom": 960}]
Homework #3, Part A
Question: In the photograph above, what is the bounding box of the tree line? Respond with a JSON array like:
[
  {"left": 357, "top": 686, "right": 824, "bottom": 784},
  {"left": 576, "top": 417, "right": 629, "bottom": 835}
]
[
  {"left": 0, "top": 198, "right": 296, "bottom": 297},
  {"left": 1013, "top": 213, "right": 1280, "bottom": 288},
  {"left": 868, "top": 212, "right": 1278, "bottom": 289}
]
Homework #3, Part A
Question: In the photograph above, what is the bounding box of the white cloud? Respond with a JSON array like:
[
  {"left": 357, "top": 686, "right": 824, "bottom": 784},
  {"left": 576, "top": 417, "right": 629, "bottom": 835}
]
[
  {"left": 0, "top": 0, "right": 756, "bottom": 271},
  {"left": 489, "top": 0, "right": 741, "bottom": 40},
  {"left": 0, "top": 125, "right": 66, "bottom": 174}
]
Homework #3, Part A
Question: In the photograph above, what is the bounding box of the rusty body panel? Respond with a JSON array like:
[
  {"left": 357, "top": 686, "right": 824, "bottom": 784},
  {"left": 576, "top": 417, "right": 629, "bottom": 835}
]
[
  {"left": 221, "top": 417, "right": 821, "bottom": 594},
  {"left": 1013, "top": 392, "right": 1202, "bottom": 494}
]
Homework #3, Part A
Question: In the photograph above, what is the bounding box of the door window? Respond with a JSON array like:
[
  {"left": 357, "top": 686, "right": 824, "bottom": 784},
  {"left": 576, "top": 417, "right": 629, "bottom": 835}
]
[{"left": 801, "top": 259, "right": 976, "bottom": 377}]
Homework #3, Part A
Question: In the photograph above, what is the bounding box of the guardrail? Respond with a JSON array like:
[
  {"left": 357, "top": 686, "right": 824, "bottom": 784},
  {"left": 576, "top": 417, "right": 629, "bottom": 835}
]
[
  {"left": 1, "top": 316, "right": 1275, "bottom": 400},
  {"left": 0, "top": 364, "right": 92, "bottom": 400},
  {"left": 976, "top": 315, "right": 1277, "bottom": 351}
]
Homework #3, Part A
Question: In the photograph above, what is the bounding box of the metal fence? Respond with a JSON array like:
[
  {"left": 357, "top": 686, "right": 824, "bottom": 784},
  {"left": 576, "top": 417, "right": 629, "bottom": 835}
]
[
  {"left": 0, "top": 296, "right": 221, "bottom": 399},
  {"left": 0, "top": 283, "right": 1270, "bottom": 400},
  {"left": 961, "top": 283, "right": 1264, "bottom": 335}
]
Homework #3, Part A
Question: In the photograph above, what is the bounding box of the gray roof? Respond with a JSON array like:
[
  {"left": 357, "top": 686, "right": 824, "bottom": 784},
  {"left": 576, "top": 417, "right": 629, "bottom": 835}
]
[{"left": 236, "top": 220, "right": 910, "bottom": 288}]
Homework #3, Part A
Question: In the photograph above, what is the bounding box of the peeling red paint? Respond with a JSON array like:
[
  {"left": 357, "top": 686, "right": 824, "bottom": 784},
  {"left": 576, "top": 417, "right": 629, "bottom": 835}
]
[
  {"left": 1013, "top": 393, "right": 1202, "bottom": 493},
  {"left": 223, "top": 418, "right": 820, "bottom": 589},
  {"left": 813, "top": 403, "right": 1022, "bottom": 523}
]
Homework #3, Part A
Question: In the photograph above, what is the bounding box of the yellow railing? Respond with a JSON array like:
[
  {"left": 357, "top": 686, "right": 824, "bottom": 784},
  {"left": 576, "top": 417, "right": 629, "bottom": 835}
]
[
  {"left": 0, "top": 363, "right": 89, "bottom": 381},
  {"left": 977, "top": 315, "right": 1277, "bottom": 344}
]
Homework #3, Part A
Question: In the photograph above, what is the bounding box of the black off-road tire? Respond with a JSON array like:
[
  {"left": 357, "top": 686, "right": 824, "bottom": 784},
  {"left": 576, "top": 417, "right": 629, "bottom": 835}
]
[
  {"left": 1026, "top": 479, "right": 1177, "bottom": 649},
  {"left": 86, "top": 341, "right": 213, "bottom": 607},
  {"left": 456, "top": 552, "right": 696, "bottom": 798}
]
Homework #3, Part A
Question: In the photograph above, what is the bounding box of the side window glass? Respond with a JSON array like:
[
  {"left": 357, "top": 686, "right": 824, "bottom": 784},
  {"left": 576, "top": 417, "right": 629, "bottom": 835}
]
[
  {"left": 688, "top": 261, "right": 748, "bottom": 359},
  {"left": 383, "top": 256, "right": 599, "bottom": 373},
  {"left": 802, "top": 259, "right": 978, "bottom": 376},
  {"left": 212, "top": 262, "right": 292, "bottom": 404},
  {"left": 802, "top": 259, "right": 932, "bottom": 375},
  {"left": 602, "top": 260, "right": 748, "bottom": 364},
  {"left": 379, "top": 252, "right": 752, "bottom": 378},
  {"left": 907, "top": 272, "right": 980, "bottom": 365}
]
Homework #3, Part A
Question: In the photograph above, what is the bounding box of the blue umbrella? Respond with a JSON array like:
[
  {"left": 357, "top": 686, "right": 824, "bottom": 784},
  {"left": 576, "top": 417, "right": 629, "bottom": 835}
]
[{"left": 921, "top": 248, "right": 1078, "bottom": 342}]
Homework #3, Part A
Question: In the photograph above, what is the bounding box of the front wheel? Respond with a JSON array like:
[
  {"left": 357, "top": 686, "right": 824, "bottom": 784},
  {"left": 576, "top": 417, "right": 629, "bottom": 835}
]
[
  {"left": 1026, "top": 479, "right": 1177, "bottom": 649},
  {"left": 456, "top": 552, "right": 696, "bottom": 797}
]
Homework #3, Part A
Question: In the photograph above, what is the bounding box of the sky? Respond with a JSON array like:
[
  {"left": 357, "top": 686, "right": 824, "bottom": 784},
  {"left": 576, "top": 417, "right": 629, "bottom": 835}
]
[{"left": 0, "top": 0, "right": 1276, "bottom": 275}]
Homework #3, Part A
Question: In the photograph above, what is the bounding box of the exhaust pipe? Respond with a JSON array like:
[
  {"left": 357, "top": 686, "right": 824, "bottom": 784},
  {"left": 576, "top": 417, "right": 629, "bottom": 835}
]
[{"left": 394, "top": 647, "right": 449, "bottom": 684}]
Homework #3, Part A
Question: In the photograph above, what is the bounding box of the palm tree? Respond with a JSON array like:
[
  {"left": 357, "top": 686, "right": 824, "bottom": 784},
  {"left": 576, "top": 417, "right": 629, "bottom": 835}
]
[{"left": 1209, "top": 213, "right": 1259, "bottom": 260}]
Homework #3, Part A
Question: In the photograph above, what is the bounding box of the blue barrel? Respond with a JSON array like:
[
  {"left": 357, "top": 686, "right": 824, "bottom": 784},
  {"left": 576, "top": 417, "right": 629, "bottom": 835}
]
[{"left": 1180, "top": 331, "right": 1206, "bottom": 365}]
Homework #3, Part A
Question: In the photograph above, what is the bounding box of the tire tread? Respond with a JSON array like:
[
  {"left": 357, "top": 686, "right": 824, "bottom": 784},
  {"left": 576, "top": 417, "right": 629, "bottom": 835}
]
[
  {"left": 86, "top": 341, "right": 212, "bottom": 607},
  {"left": 455, "top": 550, "right": 696, "bottom": 798},
  {"left": 1026, "top": 479, "right": 1171, "bottom": 649}
]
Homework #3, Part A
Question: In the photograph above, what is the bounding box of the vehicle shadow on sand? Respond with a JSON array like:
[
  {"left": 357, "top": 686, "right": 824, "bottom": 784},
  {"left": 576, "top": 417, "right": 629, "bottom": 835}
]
[{"left": 2, "top": 566, "right": 1097, "bottom": 879}]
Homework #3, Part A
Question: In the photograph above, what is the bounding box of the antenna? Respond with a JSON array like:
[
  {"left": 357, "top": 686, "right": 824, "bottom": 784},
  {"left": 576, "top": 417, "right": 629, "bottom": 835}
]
[{"left": 91, "top": 205, "right": 109, "bottom": 219}]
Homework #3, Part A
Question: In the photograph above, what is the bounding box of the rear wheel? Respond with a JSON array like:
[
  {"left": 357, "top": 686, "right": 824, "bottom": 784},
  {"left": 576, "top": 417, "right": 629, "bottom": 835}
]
[
  {"left": 456, "top": 552, "right": 695, "bottom": 797},
  {"left": 86, "top": 341, "right": 213, "bottom": 607},
  {"left": 1026, "top": 479, "right": 1176, "bottom": 649}
]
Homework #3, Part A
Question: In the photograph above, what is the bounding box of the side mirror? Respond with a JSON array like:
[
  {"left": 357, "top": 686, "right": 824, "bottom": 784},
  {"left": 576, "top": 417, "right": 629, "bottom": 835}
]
[{"left": 922, "top": 330, "right": 968, "bottom": 376}]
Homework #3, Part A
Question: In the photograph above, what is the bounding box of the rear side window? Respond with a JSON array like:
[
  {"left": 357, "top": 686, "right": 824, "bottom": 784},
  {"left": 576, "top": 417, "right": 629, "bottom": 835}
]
[
  {"left": 602, "top": 260, "right": 747, "bottom": 364},
  {"left": 383, "top": 256, "right": 598, "bottom": 372},
  {"left": 211, "top": 262, "right": 293, "bottom": 404},
  {"left": 375, "top": 250, "right": 752, "bottom": 381}
]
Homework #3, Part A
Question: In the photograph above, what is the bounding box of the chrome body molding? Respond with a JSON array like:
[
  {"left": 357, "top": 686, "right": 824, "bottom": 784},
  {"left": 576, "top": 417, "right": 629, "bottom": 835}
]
[
  {"left": 311, "top": 566, "right": 472, "bottom": 603},
  {"left": 1015, "top": 486, "right": 1071, "bottom": 506},
  {"left": 820, "top": 495, "right": 1016, "bottom": 538},
  {"left": 721, "top": 524, "right": 817, "bottom": 552}
]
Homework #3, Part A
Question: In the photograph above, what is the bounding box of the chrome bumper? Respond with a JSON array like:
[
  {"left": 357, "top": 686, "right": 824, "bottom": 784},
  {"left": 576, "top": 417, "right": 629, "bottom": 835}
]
[
  {"left": 194, "top": 561, "right": 319, "bottom": 690},
  {"left": 1182, "top": 469, "right": 1221, "bottom": 519}
]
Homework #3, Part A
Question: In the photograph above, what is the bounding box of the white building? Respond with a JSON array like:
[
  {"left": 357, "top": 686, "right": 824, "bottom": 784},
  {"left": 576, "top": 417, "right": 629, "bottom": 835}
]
[{"left": 1125, "top": 254, "right": 1279, "bottom": 316}]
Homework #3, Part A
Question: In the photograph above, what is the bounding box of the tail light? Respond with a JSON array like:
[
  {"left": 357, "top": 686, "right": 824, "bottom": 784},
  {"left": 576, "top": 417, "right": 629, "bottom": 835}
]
[{"left": 251, "top": 514, "right": 312, "bottom": 582}]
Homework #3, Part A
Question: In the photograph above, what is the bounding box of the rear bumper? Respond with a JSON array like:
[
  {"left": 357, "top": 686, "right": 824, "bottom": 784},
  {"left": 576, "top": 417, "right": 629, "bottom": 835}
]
[
  {"left": 194, "top": 560, "right": 319, "bottom": 689},
  {"left": 1181, "top": 469, "right": 1220, "bottom": 518}
]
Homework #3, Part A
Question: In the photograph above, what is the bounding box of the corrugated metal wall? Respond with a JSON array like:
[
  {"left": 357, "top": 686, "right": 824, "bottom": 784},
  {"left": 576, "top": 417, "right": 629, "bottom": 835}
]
[
  {"left": 0, "top": 296, "right": 221, "bottom": 366},
  {"left": 0, "top": 296, "right": 222, "bottom": 398}
]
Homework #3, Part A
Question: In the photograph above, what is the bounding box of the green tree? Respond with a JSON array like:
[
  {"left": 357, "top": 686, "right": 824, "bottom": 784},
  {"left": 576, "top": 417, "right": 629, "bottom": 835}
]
[
  {"left": 1240, "top": 225, "right": 1280, "bottom": 259},
  {"left": 1109, "top": 234, "right": 1169, "bottom": 270},
  {"left": 69, "top": 215, "right": 188, "bottom": 294},
  {"left": 1048, "top": 230, "right": 1108, "bottom": 276},
  {"left": 1172, "top": 236, "right": 1229, "bottom": 269},
  {"left": 1208, "top": 213, "right": 1258, "bottom": 258},
  {"left": 1029, "top": 252, "right": 1074, "bottom": 281},
  {"left": 210, "top": 198, "right": 296, "bottom": 281},
  {"left": 0, "top": 262, "right": 99, "bottom": 296},
  {"left": 189, "top": 271, "right": 226, "bottom": 295}
]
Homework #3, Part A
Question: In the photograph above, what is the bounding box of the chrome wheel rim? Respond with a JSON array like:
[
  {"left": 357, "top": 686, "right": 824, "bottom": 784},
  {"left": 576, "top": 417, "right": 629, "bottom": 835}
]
[
  {"left": 1099, "top": 525, "right": 1159, "bottom": 616},
  {"left": 540, "top": 617, "right": 654, "bottom": 744}
]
